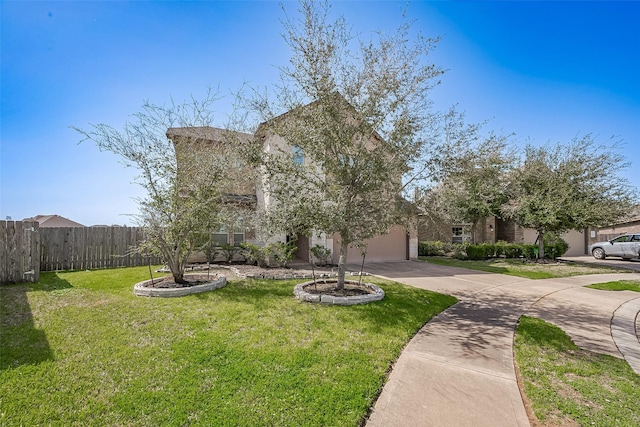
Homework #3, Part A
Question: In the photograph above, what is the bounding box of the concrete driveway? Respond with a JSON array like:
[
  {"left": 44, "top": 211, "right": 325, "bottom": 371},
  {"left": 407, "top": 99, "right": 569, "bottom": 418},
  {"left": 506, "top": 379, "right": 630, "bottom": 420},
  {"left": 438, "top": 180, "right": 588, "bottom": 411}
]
[
  {"left": 560, "top": 255, "right": 640, "bottom": 272},
  {"left": 356, "top": 260, "right": 640, "bottom": 427}
]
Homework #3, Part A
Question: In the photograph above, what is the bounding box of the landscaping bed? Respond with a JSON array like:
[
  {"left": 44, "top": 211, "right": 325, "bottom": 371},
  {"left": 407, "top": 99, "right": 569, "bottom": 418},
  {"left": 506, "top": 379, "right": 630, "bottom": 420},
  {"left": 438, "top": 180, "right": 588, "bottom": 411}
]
[
  {"left": 294, "top": 280, "right": 385, "bottom": 305},
  {"left": 133, "top": 273, "right": 227, "bottom": 297}
]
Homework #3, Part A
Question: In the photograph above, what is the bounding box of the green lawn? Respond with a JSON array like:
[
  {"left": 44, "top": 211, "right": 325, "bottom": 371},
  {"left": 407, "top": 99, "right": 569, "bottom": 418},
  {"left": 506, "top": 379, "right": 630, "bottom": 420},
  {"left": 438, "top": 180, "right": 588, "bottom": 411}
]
[
  {"left": 422, "top": 256, "right": 629, "bottom": 279},
  {"left": 586, "top": 280, "right": 640, "bottom": 292},
  {"left": 514, "top": 316, "right": 640, "bottom": 426},
  {"left": 0, "top": 266, "right": 456, "bottom": 427}
]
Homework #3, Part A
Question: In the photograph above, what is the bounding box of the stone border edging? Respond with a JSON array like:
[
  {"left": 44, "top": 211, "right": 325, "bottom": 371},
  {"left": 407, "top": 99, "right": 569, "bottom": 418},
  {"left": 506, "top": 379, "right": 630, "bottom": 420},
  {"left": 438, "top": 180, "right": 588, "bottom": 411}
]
[
  {"left": 134, "top": 274, "right": 227, "bottom": 297},
  {"left": 294, "top": 280, "right": 384, "bottom": 305},
  {"left": 229, "top": 266, "right": 369, "bottom": 281},
  {"left": 157, "top": 264, "right": 369, "bottom": 281}
]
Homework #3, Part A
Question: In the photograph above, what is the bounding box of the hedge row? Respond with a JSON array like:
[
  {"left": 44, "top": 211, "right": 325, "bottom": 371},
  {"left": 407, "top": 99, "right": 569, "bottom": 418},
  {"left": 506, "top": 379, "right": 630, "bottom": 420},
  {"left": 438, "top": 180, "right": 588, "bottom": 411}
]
[{"left": 418, "top": 240, "right": 569, "bottom": 260}]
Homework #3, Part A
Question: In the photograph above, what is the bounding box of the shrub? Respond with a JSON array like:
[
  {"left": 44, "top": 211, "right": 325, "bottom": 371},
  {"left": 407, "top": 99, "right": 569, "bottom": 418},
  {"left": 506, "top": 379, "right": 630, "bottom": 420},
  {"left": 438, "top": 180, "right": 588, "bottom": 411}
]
[
  {"left": 418, "top": 241, "right": 456, "bottom": 256},
  {"left": 503, "top": 244, "right": 523, "bottom": 259},
  {"left": 239, "top": 243, "right": 268, "bottom": 267},
  {"left": 494, "top": 241, "right": 508, "bottom": 257},
  {"left": 466, "top": 245, "right": 487, "bottom": 260},
  {"left": 482, "top": 243, "right": 496, "bottom": 258},
  {"left": 217, "top": 244, "right": 240, "bottom": 264},
  {"left": 267, "top": 241, "right": 297, "bottom": 268},
  {"left": 200, "top": 239, "right": 219, "bottom": 263},
  {"left": 543, "top": 236, "right": 569, "bottom": 259},
  {"left": 310, "top": 244, "right": 332, "bottom": 266},
  {"left": 521, "top": 244, "right": 537, "bottom": 259},
  {"left": 453, "top": 242, "right": 469, "bottom": 260}
]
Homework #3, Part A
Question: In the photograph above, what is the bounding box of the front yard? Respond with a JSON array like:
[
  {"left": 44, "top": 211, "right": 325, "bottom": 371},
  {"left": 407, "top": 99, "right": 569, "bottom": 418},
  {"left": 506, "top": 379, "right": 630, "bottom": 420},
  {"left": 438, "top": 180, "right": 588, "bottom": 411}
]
[
  {"left": 2, "top": 263, "right": 638, "bottom": 426},
  {"left": 0, "top": 267, "right": 455, "bottom": 426}
]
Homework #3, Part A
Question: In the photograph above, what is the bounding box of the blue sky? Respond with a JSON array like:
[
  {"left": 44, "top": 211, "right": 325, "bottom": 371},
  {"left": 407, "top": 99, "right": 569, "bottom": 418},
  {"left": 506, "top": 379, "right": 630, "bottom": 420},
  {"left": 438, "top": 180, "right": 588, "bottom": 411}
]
[{"left": 2, "top": 1, "right": 639, "bottom": 226}]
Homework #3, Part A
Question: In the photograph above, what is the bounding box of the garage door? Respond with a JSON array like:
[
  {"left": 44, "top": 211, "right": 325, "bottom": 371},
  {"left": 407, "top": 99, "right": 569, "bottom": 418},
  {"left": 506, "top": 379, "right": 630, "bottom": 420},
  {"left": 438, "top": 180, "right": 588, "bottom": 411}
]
[
  {"left": 334, "top": 226, "right": 408, "bottom": 263},
  {"left": 562, "top": 230, "right": 587, "bottom": 256}
]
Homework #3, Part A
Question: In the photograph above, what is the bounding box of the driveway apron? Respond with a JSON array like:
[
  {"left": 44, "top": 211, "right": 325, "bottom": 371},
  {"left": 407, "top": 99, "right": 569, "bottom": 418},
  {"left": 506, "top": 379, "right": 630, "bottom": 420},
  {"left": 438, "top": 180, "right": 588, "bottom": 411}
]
[{"left": 358, "top": 261, "right": 640, "bottom": 427}]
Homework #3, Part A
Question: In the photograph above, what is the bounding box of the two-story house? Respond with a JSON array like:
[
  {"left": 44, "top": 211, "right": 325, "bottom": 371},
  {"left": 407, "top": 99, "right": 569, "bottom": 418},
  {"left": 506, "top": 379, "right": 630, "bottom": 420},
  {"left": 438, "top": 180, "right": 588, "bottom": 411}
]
[{"left": 169, "top": 98, "right": 418, "bottom": 264}]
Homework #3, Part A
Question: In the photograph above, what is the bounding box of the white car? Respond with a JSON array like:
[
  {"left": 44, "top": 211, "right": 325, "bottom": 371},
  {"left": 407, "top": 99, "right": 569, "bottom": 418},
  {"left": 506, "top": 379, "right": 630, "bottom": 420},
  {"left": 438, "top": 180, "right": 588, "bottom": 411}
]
[{"left": 589, "top": 234, "right": 640, "bottom": 260}]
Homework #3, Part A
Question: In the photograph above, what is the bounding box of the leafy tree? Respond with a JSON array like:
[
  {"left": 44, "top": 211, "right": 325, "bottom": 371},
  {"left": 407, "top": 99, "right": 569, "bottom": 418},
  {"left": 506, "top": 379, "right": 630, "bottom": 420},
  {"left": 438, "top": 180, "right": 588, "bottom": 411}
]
[
  {"left": 502, "top": 135, "right": 637, "bottom": 258},
  {"left": 414, "top": 109, "right": 515, "bottom": 243},
  {"left": 437, "top": 122, "right": 516, "bottom": 243},
  {"left": 241, "top": 0, "right": 445, "bottom": 289},
  {"left": 74, "top": 91, "right": 250, "bottom": 283}
]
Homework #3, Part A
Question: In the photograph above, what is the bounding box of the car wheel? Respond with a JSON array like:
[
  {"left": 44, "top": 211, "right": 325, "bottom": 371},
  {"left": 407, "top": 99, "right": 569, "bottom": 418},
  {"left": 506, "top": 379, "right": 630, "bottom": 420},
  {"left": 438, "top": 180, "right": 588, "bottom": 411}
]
[{"left": 592, "top": 248, "right": 606, "bottom": 260}]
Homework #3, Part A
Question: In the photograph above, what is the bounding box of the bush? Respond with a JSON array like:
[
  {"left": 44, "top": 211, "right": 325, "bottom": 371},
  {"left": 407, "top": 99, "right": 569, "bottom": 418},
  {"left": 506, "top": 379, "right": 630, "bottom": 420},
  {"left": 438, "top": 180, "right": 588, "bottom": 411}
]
[
  {"left": 239, "top": 243, "right": 268, "bottom": 267},
  {"left": 217, "top": 244, "right": 241, "bottom": 264},
  {"left": 545, "top": 242, "right": 569, "bottom": 259},
  {"left": 503, "top": 244, "right": 523, "bottom": 259},
  {"left": 482, "top": 243, "right": 496, "bottom": 258},
  {"left": 310, "top": 244, "right": 332, "bottom": 266},
  {"left": 466, "top": 245, "right": 487, "bottom": 260},
  {"left": 200, "top": 239, "right": 219, "bottom": 264},
  {"left": 494, "top": 241, "right": 508, "bottom": 257},
  {"left": 453, "top": 243, "right": 469, "bottom": 260},
  {"left": 521, "top": 244, "right": 537, "bottom": 260},
  {"left": 418, "top": 241, "right": 457, "bottom": 256},
  {"left": 267, "top": 241, "right": 297, "bottom": 267}
]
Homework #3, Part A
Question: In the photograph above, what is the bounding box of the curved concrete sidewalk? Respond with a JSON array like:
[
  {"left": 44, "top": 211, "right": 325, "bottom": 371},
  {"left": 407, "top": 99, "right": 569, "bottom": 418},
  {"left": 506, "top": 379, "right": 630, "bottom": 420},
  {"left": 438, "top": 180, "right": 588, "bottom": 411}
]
[{"left": 359, "top": 261, "right": 640, "bottom": 427}]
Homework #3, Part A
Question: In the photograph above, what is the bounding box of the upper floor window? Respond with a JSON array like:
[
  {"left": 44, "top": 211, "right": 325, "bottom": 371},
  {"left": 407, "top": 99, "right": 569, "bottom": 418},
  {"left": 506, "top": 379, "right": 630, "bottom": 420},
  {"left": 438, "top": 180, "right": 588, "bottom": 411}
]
[{"left": 292, "top": 145, "right": 304, "bottom": 165}]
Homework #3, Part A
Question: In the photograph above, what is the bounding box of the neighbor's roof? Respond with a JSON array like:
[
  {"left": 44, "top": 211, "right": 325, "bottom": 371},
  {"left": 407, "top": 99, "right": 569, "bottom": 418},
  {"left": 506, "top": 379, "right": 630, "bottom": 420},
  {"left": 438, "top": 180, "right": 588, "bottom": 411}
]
[
  {"left": 166, "top": 126, "right": 255, "bottom": 145},
  {"left": 24, "top": 214, "right": 85, "bottom": 227}
]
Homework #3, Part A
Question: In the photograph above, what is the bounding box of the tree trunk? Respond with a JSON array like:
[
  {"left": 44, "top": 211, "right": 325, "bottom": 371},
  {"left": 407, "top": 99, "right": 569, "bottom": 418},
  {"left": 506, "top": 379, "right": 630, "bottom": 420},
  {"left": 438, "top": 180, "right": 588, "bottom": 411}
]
[
  {"left": 471, "top": 220, "right": 479, "bottom": 244},
  {"left": 337, "top": 239, "right": 349, "bottom": 291},
  {"left": 538, "top": 231, "right": 545, "bottom": 260},
  {"left": 166, "top": 250, "right": 187, "bottom": 284},
  {"left": 172, "top": 272, "right": 188, "bottom": 284}
]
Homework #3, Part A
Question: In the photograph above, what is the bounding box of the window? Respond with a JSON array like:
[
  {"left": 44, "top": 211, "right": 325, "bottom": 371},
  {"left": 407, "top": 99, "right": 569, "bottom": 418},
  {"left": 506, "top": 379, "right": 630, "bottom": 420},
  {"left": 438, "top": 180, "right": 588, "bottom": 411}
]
[
  {"left": 451, "top": 225, "right": 471, "bottom": 243},
  {"left": 612, "top": 235, "right": 630, "bottom": 243},
  {"left": 292, "top": 145, "right": 304, "bottom": 165},
  {"left": 233, "top": 226, "right": 245, "bottom": 246},
  {"left": 211, "top": 225, "right": 245, "bottom": 246},
  {"left": 211, "top": 226, "right": 229, "bottom": 246}
]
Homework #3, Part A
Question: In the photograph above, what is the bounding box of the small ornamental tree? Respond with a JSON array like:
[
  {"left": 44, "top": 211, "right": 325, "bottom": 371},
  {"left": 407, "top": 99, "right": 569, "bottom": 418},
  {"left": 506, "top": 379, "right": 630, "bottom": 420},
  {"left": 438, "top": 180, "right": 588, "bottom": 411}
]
[
  {"left": 74, "top": 91, "right": 249, "bottom": 283},
  {"left": 242, "top": 0, "right": 445, "bottom": 289},
  {"left": 502, "top": 135, "right": 637, "bottom": 258}
]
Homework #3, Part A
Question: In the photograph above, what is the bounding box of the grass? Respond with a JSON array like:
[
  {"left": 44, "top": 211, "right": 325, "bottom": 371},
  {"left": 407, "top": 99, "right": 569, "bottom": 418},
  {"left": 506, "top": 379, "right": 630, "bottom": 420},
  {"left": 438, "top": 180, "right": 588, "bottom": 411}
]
[
  {"left": 514, "top": 316, "right": 640, "bottom": 426},
  {"left": 421, "top": 256, "right": 629, "bottom": 279},
  {"left": 0, "top": 266, "right": 456, "bottom": 427},
  {"left": 586, "top": 280, "right": 640, "bottom": 292}
]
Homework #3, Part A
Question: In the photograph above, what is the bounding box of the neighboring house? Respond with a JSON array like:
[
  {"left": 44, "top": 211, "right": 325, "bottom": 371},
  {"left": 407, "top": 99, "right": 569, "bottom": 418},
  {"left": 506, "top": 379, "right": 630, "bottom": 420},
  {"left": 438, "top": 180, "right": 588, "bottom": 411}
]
[
  {"left": 418, "top": 213, "right": 523, "bottom": 245},
  {"left": 418, "top": 214, "right": 588, "bottom": 257},
  {"left": 23, "top": 214, "right": 85, "bottom": 228},
  {"left": 169, "top": 100, "right": 418, "bottom": 264},
  {"left": 588, "top": 206, "right": 640, "bottom": 245}
]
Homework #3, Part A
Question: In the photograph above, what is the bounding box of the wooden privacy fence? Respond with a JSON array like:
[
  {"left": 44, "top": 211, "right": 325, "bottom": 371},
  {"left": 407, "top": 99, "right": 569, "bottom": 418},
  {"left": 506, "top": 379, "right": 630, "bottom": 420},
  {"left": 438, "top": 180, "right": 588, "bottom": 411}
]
[
  {"left": 0, "top": 221, "right": 40, "bottom": 284},
  {"left": 39, "top": 226, "right": 162, "bottom": 271}
]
